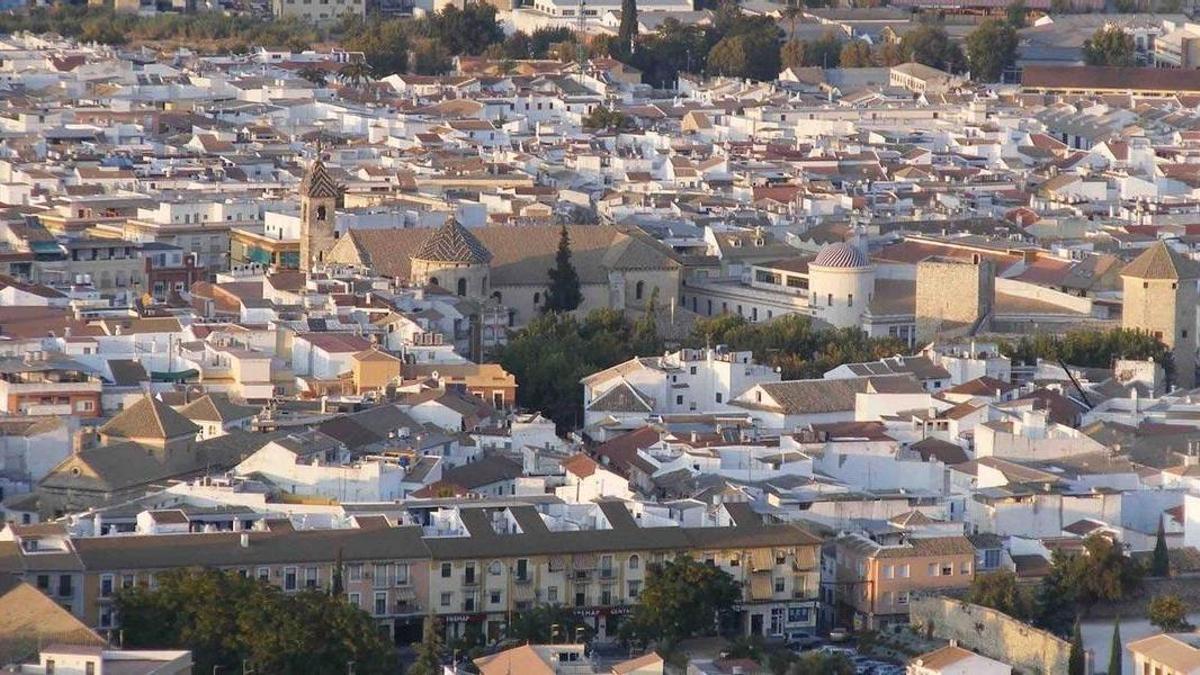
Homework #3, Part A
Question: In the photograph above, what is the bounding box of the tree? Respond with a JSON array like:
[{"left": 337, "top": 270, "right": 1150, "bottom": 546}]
[
  {"left": 544, "top": 225, "right": 583, "bottom": 313},
  {"left": 1003, "top": 328, "right": 1174, "bottom": 386},
  {"left": 618, "top": 0, "right": 638, "bottom": 54},
  {"left": 506, "top": 605, "right": 593, "bottom": 643},
  {"left": 497, "top": 310, "right": 646, "bottom": 430},
  {"left": 338, "top": 60, "right": 373, "bottom": 89},
  {"left": 1148, "top": 594, "right": 1193, "bottom": 632},
  {"left": 1035, "top": 534, "right": 1142, "bottom": 636},
  {"left": 296, "top": 66, "right": 328, "bottom": 87},
  {"left": 1108, "top": 616, "right": 1122, "bottom": 675},
  {"left": 1152, "top": 519, "right": 1171, "bottom": 577},
  {"left": 411, "top": 38, "right": 452, "bottom": 75},
  {"left": 786, "top": 652, "right": 855, "bottom": 675},
  {"left": 706, "top": 12, "right": 782, "bottom": 81},
  {"left": 408, "top": 616, "right": 444, "bottom": 675},
  {"left": 621, "top": 555, "right": 741, "bottom": 652},
  {"left": 582, "top": 106, "right": 630, "bottom": 130},
  {"left": 966, "top": 570, "right": 1033, "bottom": 619},
  {"left": 115, "top": 568, "right": 393, "bottom": 674},
  {"left": 839, "top": 40, "right": 873, "bottom": 67},
  {"left": 781, "top": 39, "right": 806, "bottom": 70},
  {"left": 1068, "top": 618, "right": 1085, "bottom": 675},
  {"left": 1083, "top": 27, "right": 1134, "bottom": 66},
  {"left": 899, "top": 24, "right": 965, "bottom": 72},
  {"left": 966, "top": 19, "right": 1017, "bottom": 82},
  {"left": 331, "top": 547, "right": 345, "bottom": 596},
  {"left": 1005, "top": 0, "right": 1027, "bottom": 27}
]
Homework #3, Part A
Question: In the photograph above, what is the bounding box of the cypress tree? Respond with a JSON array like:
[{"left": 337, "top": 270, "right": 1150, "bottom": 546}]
[
  {"left": 1152, "top": 519, "right": 1171, "bottom": 577},
  {"left": 1069, "top": 617, "right": 1085, "bottom": 675},
  {"left": 544, "top": 225, "right": 582, "bottom": 313},
  {"left": 331, "top": 547, "right": 345, "bottom": 596},
  {"left": 1108, "top": 615, "right": 1122, "bottom": 675},
  {"left": 618, "top": 0, "right": 638, "bottom": 54}
]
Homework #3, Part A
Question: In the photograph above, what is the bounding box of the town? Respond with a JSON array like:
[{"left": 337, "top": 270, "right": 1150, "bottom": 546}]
[{"left": 2, "top": 0, "right": 1200, "bottom": 673}]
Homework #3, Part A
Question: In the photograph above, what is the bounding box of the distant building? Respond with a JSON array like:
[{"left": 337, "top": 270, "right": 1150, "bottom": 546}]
[
  {"left": 1121, "top": 241, "right": 1198, "bottom": 389},
  {"left": 272, "top": 0, "right": 365, "bottom": 25}
]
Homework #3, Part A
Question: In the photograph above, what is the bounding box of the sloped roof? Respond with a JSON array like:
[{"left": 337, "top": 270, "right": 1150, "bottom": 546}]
[
  {"left": 179, "top": 394, "right": 261, "bottom": 423},
  {"left": 589, "top": 380, "right": 655, "bottom": 413},
  {"left": 100, "top": 395, "right": 200, "bottom": 441},
  {"left": 299, "top": 158, "right": 341, "bottom": 199},
  {"left": 412, "top": 217, "right": 493, "bottom": 265},
  {"left": 1122, "top": 241, "right": 1199, "bottom": 280}
]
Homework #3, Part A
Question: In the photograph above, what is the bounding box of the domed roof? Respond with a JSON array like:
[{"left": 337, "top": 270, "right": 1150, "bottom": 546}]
[
  {"left": 812, "top": 242, "right": 869, "bottom": 269},
  {"left": 413, "top": 217, "right": 493, "bottom": 265}
]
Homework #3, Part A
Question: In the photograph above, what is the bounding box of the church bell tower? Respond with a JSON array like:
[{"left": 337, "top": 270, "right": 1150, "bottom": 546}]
[{"left": 298, "top": 156, "right": 341, "bottom": 273}]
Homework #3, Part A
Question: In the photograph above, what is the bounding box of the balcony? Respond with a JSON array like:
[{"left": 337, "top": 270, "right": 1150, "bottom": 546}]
[
  {"left": 462, "top": 574, "right": 479, "bottom": 587},
  {"left": 599, "top": 569, "right": 614, "bottom": 580}
]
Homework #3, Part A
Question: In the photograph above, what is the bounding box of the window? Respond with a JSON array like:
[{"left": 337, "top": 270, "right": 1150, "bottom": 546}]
[
  {"left": 897, "top": 591, "right": 909, "bottom": 605},
  {"left": 440, "top": 592, "right": 452, "bottom": 607},
  {"left": 941, "top": 563, "right": 953, "bottom": 577},
  {"left": 928, "top": 563, "right": 938, "bottom": 577},
  {"left": 883, "top": 565, "right": 894, "bottom": 579},
  {"left": 716, "top": 392, "right": 723, "bottom": 403},
  {"left": 628, "top": 580, "right": 641, "bottom": 598},
  {"left": 676, "top": 395, "right": 683, "bottom": 405},
  {"left": 635, "top": 281, "right": 644, "bottom": 300},
  {"left": 490, "top": 590, "right": 501, "bottom": 604},
  {"left": 628, "top": 555, "right": 639, "bottom": 570},
  {"left": 548, "top": 586, "right": 558, "bottom": 603},
  {"left": 348, "top": 564, "right": 362, "bottom": 582},
  {"left": 100, "top": 575, "right": 113, "bottom": 598},
  {"left": 46, "top": 660, "right": 54, "bottom": 674},
  {"left": 122, "top": 574, "right": 134, "bottom": 589},
  {"left": 457, "top": 278, "right": 467, "bottom": 297},
  {"left": 516, "top": 559, "right": 529, "bottom": 581},
  {"left": 374, "top": 591, "right": 387, "bottom": 615},
  {"left": 960, "top": 561, "right": 971, "bottom": 575},
  {"left": 774, "top": 577, "right": 785, "bottom": 593},
  {"left": 373, "top": 563, "right": 388, "bottom": 588},
  {"left": 730, "top": 557, "right": 740, "bottom": 567},
  {"left": 848, "top": 293, "right": 853, "bottom": 307},
  {"left": 349, "top": 592, "right": 360, "bottom": 608},
  {"left": 86, "top": 663, "right": 95, "bottom": 675},
  {"left": 395, "top": 563, "right": 409, "bottom": 586},
  {"left": 827, "top": 293, "right": 833, "bottom": 307},
  {"left": 305, "top": 566, "right": 319, "bottom": 588},
  {"left": 284, "top": 567, "right": 297, "bottom": 591},
  {"left": 898, "top": 565, "right": 910, "bottom": 578},
  {"left": 441, "top": 562, "right": 452, "bottom": 579},
  {"left": 36, "top": 575, "right": 49, "bottom": 590}
]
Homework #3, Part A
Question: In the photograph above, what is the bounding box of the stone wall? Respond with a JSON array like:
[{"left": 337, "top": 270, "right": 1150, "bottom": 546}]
[
  {"left": 914, "top": 257, "right": 995, "bottom": 345},
  {"left": 909, "top": 596, "right": 1070, "bottom": 675}
]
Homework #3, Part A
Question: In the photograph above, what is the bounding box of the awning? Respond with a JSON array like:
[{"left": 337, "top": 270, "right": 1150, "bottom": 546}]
[
  {"left": 150, "top": 369, "right": 199, "bottom": 383},
  {"left": 513, "top": 583, "right": 536, "bottom": 601},
  {"left": 749, "top": 574, "right": 774, "bottom": 600},
  {"left": 750, "top": 548, "right": 775, "bottom": 572},
  {"left": 573, "top": 553, "right": 598, "bottom": 570},
  {"left": 548, "top": 556, "right": 566, "bottom": 572},
  {"left": 794, "top": 547, "right": 818, "bottom": 570}
]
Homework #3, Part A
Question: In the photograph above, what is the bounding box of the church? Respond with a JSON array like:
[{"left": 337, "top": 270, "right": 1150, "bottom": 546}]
[{"left": 298, "top": 158, "right": 683, "bottom": 326}]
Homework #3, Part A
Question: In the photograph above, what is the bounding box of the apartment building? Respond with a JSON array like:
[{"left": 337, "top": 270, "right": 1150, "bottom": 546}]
[
  {"left": 830, "top": 533, "right": 976, "bottom": 630},
  {"left": 0, "top": 354, "right": 103, "bottom": 417},
  {"left": 0, "top": 501, "right": 822, "bottom": 647}
]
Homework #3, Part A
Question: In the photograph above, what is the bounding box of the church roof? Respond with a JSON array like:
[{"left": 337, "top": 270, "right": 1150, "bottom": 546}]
[
  {"left": 100, "top": 395, "right": 201, "bottom": 440},
  {"left": 299, "top": 158, "right": 341, "bottom": 199},
  {"left": 412, "top": 218, "right": 493, "bottom": 265},
  {"left": 1122, "top": 241, "right": 1199, "bottom": 281}
]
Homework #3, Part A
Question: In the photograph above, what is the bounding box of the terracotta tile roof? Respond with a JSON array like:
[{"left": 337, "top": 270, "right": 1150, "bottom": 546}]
[
  {"left": 1121, "top": 241, "right": 1199, "bottom": 280},
  {"left": 100, "top": 395, "right": 200, "bottom": 441},
  {"left": 412, "top": 217, "right": 492, "bottom": 265}
]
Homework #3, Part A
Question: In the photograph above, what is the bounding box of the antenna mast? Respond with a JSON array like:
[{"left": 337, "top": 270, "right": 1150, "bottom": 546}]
[{"left": 576, "top": 0, "right": 587, "bottom": 69}]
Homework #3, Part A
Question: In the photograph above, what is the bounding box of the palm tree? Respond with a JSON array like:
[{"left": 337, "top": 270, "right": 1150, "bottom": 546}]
[
  {"left": 783, "top": 2, "right": 805, "bottom": 41},
  {"left": 338, "top": 60, "right": 373, "bottom": 90},
  {"left": 296, "top": 66, "right": 328, "bottom": 87}
]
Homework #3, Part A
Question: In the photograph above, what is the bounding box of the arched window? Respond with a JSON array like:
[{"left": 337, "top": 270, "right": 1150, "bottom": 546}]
[
  {"left": 429, "top": 277, "right": 439, "bottom": 287},
  {"left": 492, "top": 291, "right": 502, "bottom": 303},
  {"left": 635, "top": 281, "right": 645, "bottom": 300},
  {"left": 456, "top": 278, "right": 467, "bottom": 296},
  {"left": 629, "top": 554, "right": 640, "bottom": 570},
  {"left": 488, "top": 561, "right": 502, "bottom": 575},
  {"left": 482, "top": 276, "right": 488, "bottom": 294},
  {"left": 316, "top": 205, "right": 327, "bottom": 221}
]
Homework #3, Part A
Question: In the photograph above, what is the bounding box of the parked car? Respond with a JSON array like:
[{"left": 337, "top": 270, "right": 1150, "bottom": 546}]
[
  {"left": 828, "top": 627, "right": 851, "bottom": 642},
  {"left": 784, "top": 630, "right": 823, "bottom": 651}
]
